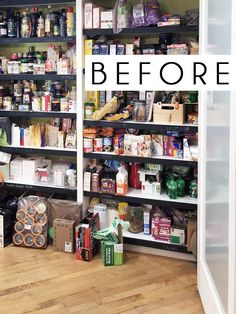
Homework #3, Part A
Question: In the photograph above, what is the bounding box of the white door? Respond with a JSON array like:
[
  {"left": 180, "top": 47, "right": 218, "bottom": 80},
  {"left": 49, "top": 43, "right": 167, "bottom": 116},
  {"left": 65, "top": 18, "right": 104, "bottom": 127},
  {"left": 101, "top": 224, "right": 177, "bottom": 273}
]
[{"left": 198, "top": 0, "right": 236, "bottom": 313}]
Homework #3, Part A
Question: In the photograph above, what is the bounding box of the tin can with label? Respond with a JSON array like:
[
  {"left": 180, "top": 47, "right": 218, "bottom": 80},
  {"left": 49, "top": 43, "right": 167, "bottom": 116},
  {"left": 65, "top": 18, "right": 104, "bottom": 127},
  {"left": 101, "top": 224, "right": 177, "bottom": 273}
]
[
  {"left": 103, "top": 136, "right": 113, "bottom": 152},
  {"left": 84, "top": 138, "right": 93, "bottom": 153},
  {"left": 94, "top": 138, "right": 103, "bottom": 152},
  {"left": 84, "top": 102, "right": 94, "bottom": 119}
]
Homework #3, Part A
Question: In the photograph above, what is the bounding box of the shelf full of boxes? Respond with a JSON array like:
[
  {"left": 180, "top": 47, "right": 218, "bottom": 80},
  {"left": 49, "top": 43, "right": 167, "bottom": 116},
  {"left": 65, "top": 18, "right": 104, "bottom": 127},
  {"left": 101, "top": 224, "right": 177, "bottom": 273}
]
[
  {"left": 82, "top": 0, "right": 199, "bottom": 260},
  {"left": 0, "top": 0, "right": 78, "bottom": 198}
]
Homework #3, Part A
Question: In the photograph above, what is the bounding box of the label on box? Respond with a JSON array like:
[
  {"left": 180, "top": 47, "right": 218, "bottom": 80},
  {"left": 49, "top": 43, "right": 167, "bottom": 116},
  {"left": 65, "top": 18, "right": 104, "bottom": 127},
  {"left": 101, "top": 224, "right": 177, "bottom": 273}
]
[
  {"left": 65, "top": 241, "right": 72, "bottom": 253},
  {"left": 114, "top": 243, "right": 123, "bottom": 265}
]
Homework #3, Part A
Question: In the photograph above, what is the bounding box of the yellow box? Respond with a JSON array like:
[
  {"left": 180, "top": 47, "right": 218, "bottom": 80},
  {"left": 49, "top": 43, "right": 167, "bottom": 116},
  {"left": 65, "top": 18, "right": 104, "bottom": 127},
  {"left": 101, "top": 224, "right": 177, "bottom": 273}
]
[
  {"left": 84, "top": 40, "right": 94, "bottom": 55},
  {"left": 88, "top": 91, "right": 100, "bottom": 111}
]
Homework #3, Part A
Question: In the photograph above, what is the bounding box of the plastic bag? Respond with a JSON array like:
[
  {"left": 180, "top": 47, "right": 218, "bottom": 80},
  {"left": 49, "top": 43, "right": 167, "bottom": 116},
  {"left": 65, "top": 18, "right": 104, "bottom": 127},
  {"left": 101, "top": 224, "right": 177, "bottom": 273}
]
[
  {"left": 131, "top": 1, "right": 146, "bottom": 28},
  {"left": 13, "top": 196, "right": 48, "bottom": 249},
  {"left": 113, "top": 0, "right": 131, "bottom": 33},
  {"left": 144, "top": 1, "right": 161, "bottom": 26}
]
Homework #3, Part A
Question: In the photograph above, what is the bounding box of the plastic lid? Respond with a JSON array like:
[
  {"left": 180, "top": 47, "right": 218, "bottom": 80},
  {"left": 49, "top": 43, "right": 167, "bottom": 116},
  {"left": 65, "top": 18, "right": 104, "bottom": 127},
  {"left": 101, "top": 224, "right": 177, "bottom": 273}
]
[{"left": 67, "top": 7, "right": 74, "bottom": 13}]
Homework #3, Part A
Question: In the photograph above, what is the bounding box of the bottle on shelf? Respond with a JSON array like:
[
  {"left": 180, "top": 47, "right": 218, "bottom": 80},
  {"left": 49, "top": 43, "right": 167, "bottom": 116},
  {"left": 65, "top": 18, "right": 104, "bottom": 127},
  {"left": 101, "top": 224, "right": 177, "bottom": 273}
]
[
  {"left": 7, "top": 10, "right": 16, "bottom": 38},
  {"left": 30, "top": 7, "right": 38, "bottom": 37},
  {"left": 21, "top": 10, "right": 31, "bottom": 38},
  {"left": 66, "top": 7, "right": 74, "bottom": 37},
  {"left": 45, "top": 5, "right": 55, "bottom": 37},
  {"left": 53, "top": 14, "right": 60, "bottom": 37},
  {"left": 37, "top": 13, "right": 45, "bottom": 38},
  {"left": 59, "top": 9, "right": 66, "bottom": 37},
  {"left": 15, "top": 12, "right": 21, "bottom": 38}
]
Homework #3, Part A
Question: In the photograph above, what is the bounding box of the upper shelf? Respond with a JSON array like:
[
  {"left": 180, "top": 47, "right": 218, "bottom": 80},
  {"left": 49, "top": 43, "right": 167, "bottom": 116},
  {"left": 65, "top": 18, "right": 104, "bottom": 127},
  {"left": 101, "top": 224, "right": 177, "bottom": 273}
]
[
  {"left": 0, "top": 110, "right": 76, "bottom": 119},
  {"left": 0, "top": 36, "right": 76, "bottom": 45},
  {"left": 0, "top": 74, "right": 76, "bottom": 81},
  {"left": 84, "top": 120, "right": 198, "bottom": 133},
  {"left": 83, "top": 25, "right": 199, "bottom": 37},
  {"left": 0, "top": 0, "right": 75, "bottom": 7}
]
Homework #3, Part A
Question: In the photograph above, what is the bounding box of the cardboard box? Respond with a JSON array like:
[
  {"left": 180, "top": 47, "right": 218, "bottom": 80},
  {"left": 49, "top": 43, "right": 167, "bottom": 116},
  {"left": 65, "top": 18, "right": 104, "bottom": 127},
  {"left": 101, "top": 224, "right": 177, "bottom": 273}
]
[
  {"left": 109, "top": 44, "right": 117, "bottom": 55},
  {"left": 0, "top": 151, "right": 11, "bottom": 164},
  {"left": 23, "top": 158, "right": 41, "bottom": 184},
  {"left": 101, "top": 224, "right": 123, "bottom": 266},
  {"left": 187, "top": 216, "right": 197, "bottom": 251},
  {"left": 152, "top": 216, "right": 171, "bottom": 242},
  {"left": 138, "top": 168, "right": 162, "bottom": 195},
  {"left": 93, "top": 7, "right": 101, "bottom": 29},
  {"left": 0, "top": 163, "right": 10, "bottom": 181},
  {"left": 151, "top": 134, "right": 164, "bottom": 156},
  {"left": 126, "top": 44, "right": 134, "bottom": 55},
  {"left": 84, "top": 39, "right": 94, "bottom": 55},
  {"left": 76, "top": 213, "right": 99, "bottom": 262},
  {"left": 0, "top": 209, "right": 12, "bottom": 248},
  {"left": 171, "top": 228, "right": 185, "bottom": 245},
  {"left": 10, "top": 157, "right": 24, "bottom": 182},
  {"left": 143, "top": 206, "right": 152, "bottom": 235},
  {"left": 84, "top": 3, "right": 93, "bottom": 29},
  {"left": 101, "top": 10, "right": 113, "bottom": 29},
  {"left": 53, "top": 219, "right": 75, "bottom": 253},
  {"left": 153, "top": 103, "right": 184, "bottom": 124},
  {"left": 88, "top": 91, "right": 100, "bottom": 111}
]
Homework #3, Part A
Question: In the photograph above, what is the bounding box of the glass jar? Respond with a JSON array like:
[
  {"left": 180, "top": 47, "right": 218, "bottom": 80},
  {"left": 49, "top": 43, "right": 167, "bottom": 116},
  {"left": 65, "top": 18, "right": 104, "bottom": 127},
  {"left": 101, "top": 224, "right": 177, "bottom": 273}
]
[
  {"left": 84, "top": 102, "right": 94, "bottom": 119},
  {"left": 3, "top": 97, "right": 12, "bottom": 110},
  {"left": 132, "top": 101, "right": 146, "bottom": 122},
  {"left": 126, "top": 204, "right": 144, "bottom": 233}
]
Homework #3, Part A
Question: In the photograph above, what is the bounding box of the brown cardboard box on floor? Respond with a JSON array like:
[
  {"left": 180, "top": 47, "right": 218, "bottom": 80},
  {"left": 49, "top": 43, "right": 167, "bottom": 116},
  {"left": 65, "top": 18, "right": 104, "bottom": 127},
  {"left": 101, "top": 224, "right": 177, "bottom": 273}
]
[{"left": 53, "top": 219, "right": 75, "bottom": 253}]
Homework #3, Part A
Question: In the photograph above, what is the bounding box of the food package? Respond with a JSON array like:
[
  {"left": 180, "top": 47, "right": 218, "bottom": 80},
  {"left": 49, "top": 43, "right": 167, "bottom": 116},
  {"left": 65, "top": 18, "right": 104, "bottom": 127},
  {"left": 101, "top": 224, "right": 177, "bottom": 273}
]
[
  {"left": 92, "top": 97, "right": 120, "bottom": 120},
  {"left": 144, "top": 1, "right": 161, "bottom": 26},
  {"left": 13, "top": 196, "right": 48, "bottom": 249}
]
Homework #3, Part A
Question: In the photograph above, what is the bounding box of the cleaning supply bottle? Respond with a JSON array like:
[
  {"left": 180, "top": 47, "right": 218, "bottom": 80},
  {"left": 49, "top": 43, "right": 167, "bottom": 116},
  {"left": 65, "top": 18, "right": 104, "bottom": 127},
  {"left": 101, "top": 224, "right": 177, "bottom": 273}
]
[{"left": 116, "top": 165, "right": 128, "bottom": 195}]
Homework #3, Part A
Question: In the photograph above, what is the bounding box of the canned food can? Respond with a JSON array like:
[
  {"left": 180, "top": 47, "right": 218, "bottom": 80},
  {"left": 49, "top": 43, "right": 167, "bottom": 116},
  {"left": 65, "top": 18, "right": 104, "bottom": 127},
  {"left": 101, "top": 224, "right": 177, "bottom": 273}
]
[
  {"left": 103, "top": 137, "right": 113, "bottom": 152},
  {"left": 94, "top": 138, "right": 103, "bottom": 152},
  {"left": 84, "top": 138, "right": 93, "bottom": 153}
]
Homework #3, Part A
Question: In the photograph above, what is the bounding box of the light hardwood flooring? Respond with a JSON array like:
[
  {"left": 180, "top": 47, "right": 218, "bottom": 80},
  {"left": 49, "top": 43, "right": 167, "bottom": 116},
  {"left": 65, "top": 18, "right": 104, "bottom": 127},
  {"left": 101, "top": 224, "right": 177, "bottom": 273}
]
[{"left": 0, "top": 246, "right": 204, "bottom": 314}]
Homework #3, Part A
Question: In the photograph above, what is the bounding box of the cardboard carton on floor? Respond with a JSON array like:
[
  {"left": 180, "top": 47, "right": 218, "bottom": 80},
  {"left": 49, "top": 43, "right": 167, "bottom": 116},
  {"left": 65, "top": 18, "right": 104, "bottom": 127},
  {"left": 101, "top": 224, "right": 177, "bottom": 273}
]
[
  {"left": 94, "top": 219, "right": 130, "bottom": 266},
  {"left": 101, "top": 224, "right": 124, "bottom": 266},
  {"left": 53, "top": 219, "right": 75, "bottom": 253},
  {"left": 75, "top": 213, "right": 99, "bottom": 262}
]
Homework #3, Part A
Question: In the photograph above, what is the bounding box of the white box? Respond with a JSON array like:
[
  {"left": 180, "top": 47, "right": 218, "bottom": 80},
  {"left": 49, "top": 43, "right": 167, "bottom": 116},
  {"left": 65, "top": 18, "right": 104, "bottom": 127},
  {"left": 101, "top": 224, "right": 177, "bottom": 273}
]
[
  {"left": 0, "top": 163, "right": 9, "bottom": 181},
  {"left": 141, "top": 181, "right": 162, "bottom": 195},
  {"left": 23, "top": 158, "right": 41, "bottom": 184},
  {"left": 143, "top": 207, "right": 152, "bottom": 235},
  {"left": 109, "top": 44, "right": 117, "bottom": 55},
  {"left": 171, "top": 228, "right": 185, "bottom": 245},
  {"left": 84, "top": 172, "right": 91, "bottom": 191},
  {"left": 0, "top": 152, "right": 11, "bottom": 164},
  {"left": 93, "top": 7, "right": 101, "bottom": 29},
  {"left": 139, "top": 91, "right": 146, "bottom": 101},
  {"left": 10, "top": 157, "right": 24, "bottom": 182},
  {"left": 84, "top": 3, "right": 93, "bottom": 29},
  {"left": 101, "top": 11, "right": 113, "bottom": 29},
  {"left": 126, "top": 44, "right": 134, "bottom": 55}
]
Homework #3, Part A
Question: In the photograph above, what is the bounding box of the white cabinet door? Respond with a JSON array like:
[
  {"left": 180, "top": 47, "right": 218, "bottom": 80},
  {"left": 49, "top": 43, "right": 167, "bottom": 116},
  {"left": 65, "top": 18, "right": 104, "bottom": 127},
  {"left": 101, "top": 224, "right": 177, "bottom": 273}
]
[{"left": 198, "top": 0, "right": 236, "bottom": 313}]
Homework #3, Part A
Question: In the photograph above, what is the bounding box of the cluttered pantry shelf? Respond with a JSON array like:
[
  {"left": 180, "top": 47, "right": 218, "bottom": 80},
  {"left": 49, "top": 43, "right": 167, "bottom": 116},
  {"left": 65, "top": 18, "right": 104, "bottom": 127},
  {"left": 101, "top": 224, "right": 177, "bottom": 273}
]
[
  {"left": 83, "top": 25, "right": 199, "bottom": 37},
  {"left": 84, "top": 152, "right": 197, "bottom": 167},
  {"left": 0, "top": 74, "right": 76, "bottom": 81},
  {"left": 0, "top": 36, "right": 76, "bottom": 45},
  {"left": 84, "top": 189, "right": 197, "bottom": 210},
  {"left": 0, "top": 146, "right": 77, "bottom": 157},
  {"left": 84, "top": 120, "right": 198, "bottom": 133},
  {"left": 3, "top": 180, "right": 77, "bottom": 196},
  {"left": 123, "top": 231, "right": 191, "bottom": 254}
]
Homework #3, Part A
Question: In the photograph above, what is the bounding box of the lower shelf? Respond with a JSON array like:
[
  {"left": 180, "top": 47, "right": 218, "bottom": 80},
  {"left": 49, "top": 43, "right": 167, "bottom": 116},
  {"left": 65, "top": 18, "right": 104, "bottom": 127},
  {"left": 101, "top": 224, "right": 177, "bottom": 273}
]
[
  {"left": 84, "top": 189, "right": 198, "bottom": 210},
  {"left": 123, "top": 231, "right": 191, "bottom": 254},
  {"left": 3, "top": 180, "right": 77, "bottom": 196}
]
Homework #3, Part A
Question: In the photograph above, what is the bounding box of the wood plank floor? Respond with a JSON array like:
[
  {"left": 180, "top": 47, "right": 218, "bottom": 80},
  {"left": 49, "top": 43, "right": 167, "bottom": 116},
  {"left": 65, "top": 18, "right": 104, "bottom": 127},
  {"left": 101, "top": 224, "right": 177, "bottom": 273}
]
[{"left": 0, "top": 246, "right": 204, "bottom": 314}]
